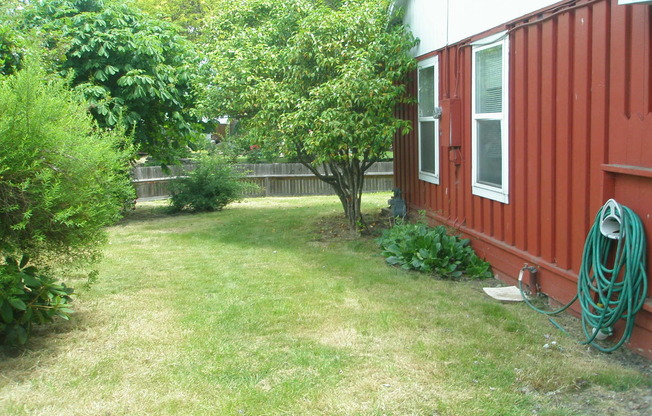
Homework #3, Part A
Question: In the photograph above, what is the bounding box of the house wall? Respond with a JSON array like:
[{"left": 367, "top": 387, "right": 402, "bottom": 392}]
[
  {"left": 401, "top": 0, "right": 558, "bottom": 57},
  {"left": 394, "top": 0, "right": 652, "bottom": 357}
]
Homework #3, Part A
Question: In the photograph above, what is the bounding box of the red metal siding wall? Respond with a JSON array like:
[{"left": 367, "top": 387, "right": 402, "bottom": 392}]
[{"left": 394, "top": 0, "right": 652, "bottom": 357}]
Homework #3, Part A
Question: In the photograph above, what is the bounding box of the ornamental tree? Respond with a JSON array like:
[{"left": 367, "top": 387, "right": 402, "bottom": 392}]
[
  {"left": 21, "top": 0, "right": 206, "bottom": 164},
  {"left": 204, "top": 0, "right": 416, "bottom": 229}
]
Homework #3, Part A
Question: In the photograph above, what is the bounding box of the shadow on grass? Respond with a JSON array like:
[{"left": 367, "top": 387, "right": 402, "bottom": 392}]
[{"left": 118, "top": 199, "right": 177, "bottom": 225}]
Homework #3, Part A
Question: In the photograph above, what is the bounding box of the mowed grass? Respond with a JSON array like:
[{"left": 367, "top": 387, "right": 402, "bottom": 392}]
[{"left": 1, "top": 194, "right": 650, "bottom": 415}]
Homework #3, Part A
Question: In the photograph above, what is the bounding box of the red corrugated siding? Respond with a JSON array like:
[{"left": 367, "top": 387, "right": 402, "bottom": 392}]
[{"left": 394, "top": 0, "right": 652, "bottom": 357}]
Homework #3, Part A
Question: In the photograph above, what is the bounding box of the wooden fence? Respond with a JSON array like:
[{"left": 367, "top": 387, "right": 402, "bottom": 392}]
[{"left": 132, "top": 162, "right": 394, "bottom": 200}]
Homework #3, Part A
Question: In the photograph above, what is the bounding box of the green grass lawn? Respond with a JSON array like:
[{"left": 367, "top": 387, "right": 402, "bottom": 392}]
[{"left": 1, "top": 194, "right": 650, "bottom": 415}]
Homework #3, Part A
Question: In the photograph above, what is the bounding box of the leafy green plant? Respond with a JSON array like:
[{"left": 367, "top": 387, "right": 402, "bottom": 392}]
[
  {"left": 377, "top": 221, "right": 493, "bottom": 279},
  {"left": 0, "top": 63, "right": 136, "bottom": 267},
  {"left": 0, "top": 21, "right": 23, "bottom": 76},
  {"left": 0, "top": 255, "right": 73, "bottom": 346},
  {"left": 0, "top": 62, "right": 132, "bottom": 344},
  {"left": 203, "top": 0, "right": 416, "bottom": 229},
  {"left": 20, "top": 0, "right": 206, "bottom": 165},
  {"left": 168, "top": 154, "right": 257, "bottom": 213}
]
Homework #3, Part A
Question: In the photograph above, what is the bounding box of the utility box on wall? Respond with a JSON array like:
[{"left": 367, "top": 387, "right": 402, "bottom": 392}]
[
  {"left": 439, "top": 98, "right": 463, "bottom": 166},
  {"left": 439, "top": 98, "right": 462, "bottom": 148}
]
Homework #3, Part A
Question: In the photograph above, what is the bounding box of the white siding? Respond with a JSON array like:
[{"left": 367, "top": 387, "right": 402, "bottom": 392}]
[{"left": 401, "top": 0, "right": 558, "bottom": 57}]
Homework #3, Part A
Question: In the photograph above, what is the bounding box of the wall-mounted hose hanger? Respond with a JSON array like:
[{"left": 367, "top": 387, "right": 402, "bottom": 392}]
[
  {"left": 519, "top": 199, "right": 648, "bottom": 352},
  {"left": 599, "top": 199, "right": 624, "bottom": 239}
]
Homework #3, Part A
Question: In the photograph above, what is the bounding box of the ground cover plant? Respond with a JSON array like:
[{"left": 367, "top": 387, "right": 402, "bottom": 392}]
[
  {"left": 378, "top": 218, "right": 493, "bottom": 279},
  {"left": 0, "top": 194, "right": 650, "bottom": 415}
]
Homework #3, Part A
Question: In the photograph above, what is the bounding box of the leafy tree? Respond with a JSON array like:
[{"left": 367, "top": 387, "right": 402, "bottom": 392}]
[
  {"left": 202, "top": 0, "right": 310, "bottom": 119},
  {"left": 203, "top": 0, "right": 416, "bottom": 229},
  {"left": 0, "top": 0, "right": 27, "bottom": 76},
  {"left": 0, "top": 25, "right": 22, "bottom": 76},
  {"left": 21, "top": 0, "right": 206, "bottom": 164},
  {"left": 133, "top": 0, "right": 214, "bottom": 38}
]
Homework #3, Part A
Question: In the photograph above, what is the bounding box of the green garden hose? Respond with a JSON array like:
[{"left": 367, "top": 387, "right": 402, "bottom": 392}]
[{"left": 519, "top": 200, "right": 648, "bottom": 352}]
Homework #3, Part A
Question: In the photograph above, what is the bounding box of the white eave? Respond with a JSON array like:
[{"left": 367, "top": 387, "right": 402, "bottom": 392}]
[{"left": 393, "top": 0, "right": 560, "bottom": 57}]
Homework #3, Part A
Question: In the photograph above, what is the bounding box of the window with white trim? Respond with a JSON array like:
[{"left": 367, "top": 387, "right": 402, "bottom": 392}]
[
  {"left": 417, "top": 55, "right": 439, "bottom": 184},
  {"left": 472, "top": 34, "right": 509, "bottom": 203}
]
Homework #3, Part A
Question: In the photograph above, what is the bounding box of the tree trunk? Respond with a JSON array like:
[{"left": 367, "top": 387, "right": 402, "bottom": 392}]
[
  {"left": 325, "top": 159, "right": 365, "bottom": 231},
  {"left": 299, "top": 157, "right": 371, "bottom": 231},
  {"left": 344, "top": 165, "right": 365, "bottom": 231},
  {"left": 301, "top": 159, "right": 373, "bottom": 231}
]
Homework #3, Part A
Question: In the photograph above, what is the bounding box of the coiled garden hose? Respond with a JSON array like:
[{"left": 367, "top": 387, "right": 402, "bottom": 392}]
[{"left": 519, "top": 200, "right": 648, "bottom": 352}]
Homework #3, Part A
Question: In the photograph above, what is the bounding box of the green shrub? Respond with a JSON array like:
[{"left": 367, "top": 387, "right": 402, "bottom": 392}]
[
  {"left": 377, "top": 221, "right": 493, "bottom": 279},
  {"left": 168, "top": 154, "right": 256, "bottom": 213},
  {"left": 0, "top": 255, "right": 73, "bottom": 346},
  {"left": 0, "top": 63, "right": 135, "bottom": 344},
  {"left": 0, "top": 63, "right": 136, "bottom": 265}
]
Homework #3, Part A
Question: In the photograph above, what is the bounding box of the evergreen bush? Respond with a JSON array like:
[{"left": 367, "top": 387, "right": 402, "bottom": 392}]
[
  {"left": 0, "top": 64, "right": 135, "bottom": 264},
  {"left": 0, "top": 63, "right": 135, "bottom": 344},
  {"left": 168, "top": 155, "right": 256, "bottom": 213}
]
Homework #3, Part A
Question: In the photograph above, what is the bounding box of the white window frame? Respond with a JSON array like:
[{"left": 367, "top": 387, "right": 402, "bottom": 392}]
[
  {"left": 471, "top": 33, "right": 509, "bottom": 203},
  {"left": 417, "top": 55, "right": 439, "bottom": 184}
]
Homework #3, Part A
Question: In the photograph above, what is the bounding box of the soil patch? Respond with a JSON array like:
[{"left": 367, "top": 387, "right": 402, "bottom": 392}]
[{"left": 312, "top": 210, "right": 393, "bottom": 241}]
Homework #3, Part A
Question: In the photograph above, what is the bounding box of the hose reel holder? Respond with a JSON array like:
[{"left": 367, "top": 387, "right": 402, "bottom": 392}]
[
  {"left": 599, "top": 199, "right": 623, "bottom": 240},
  {"left": 519, "top": 199, "right": 648, "bottom": 352}
]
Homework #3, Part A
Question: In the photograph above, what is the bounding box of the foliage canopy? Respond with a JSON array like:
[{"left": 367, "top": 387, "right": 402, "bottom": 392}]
[
  {"left": 133, "top": 0, "right": 215, "bottom": 38},
  {"left": 21, "top": 0, "right": 206, "bottom": 164},
  {"left": 203, "top": 0, "right": 416, "bottom": 228},
  {"left": 0, "top": 1, "right": 26, "bottom": 76}
]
